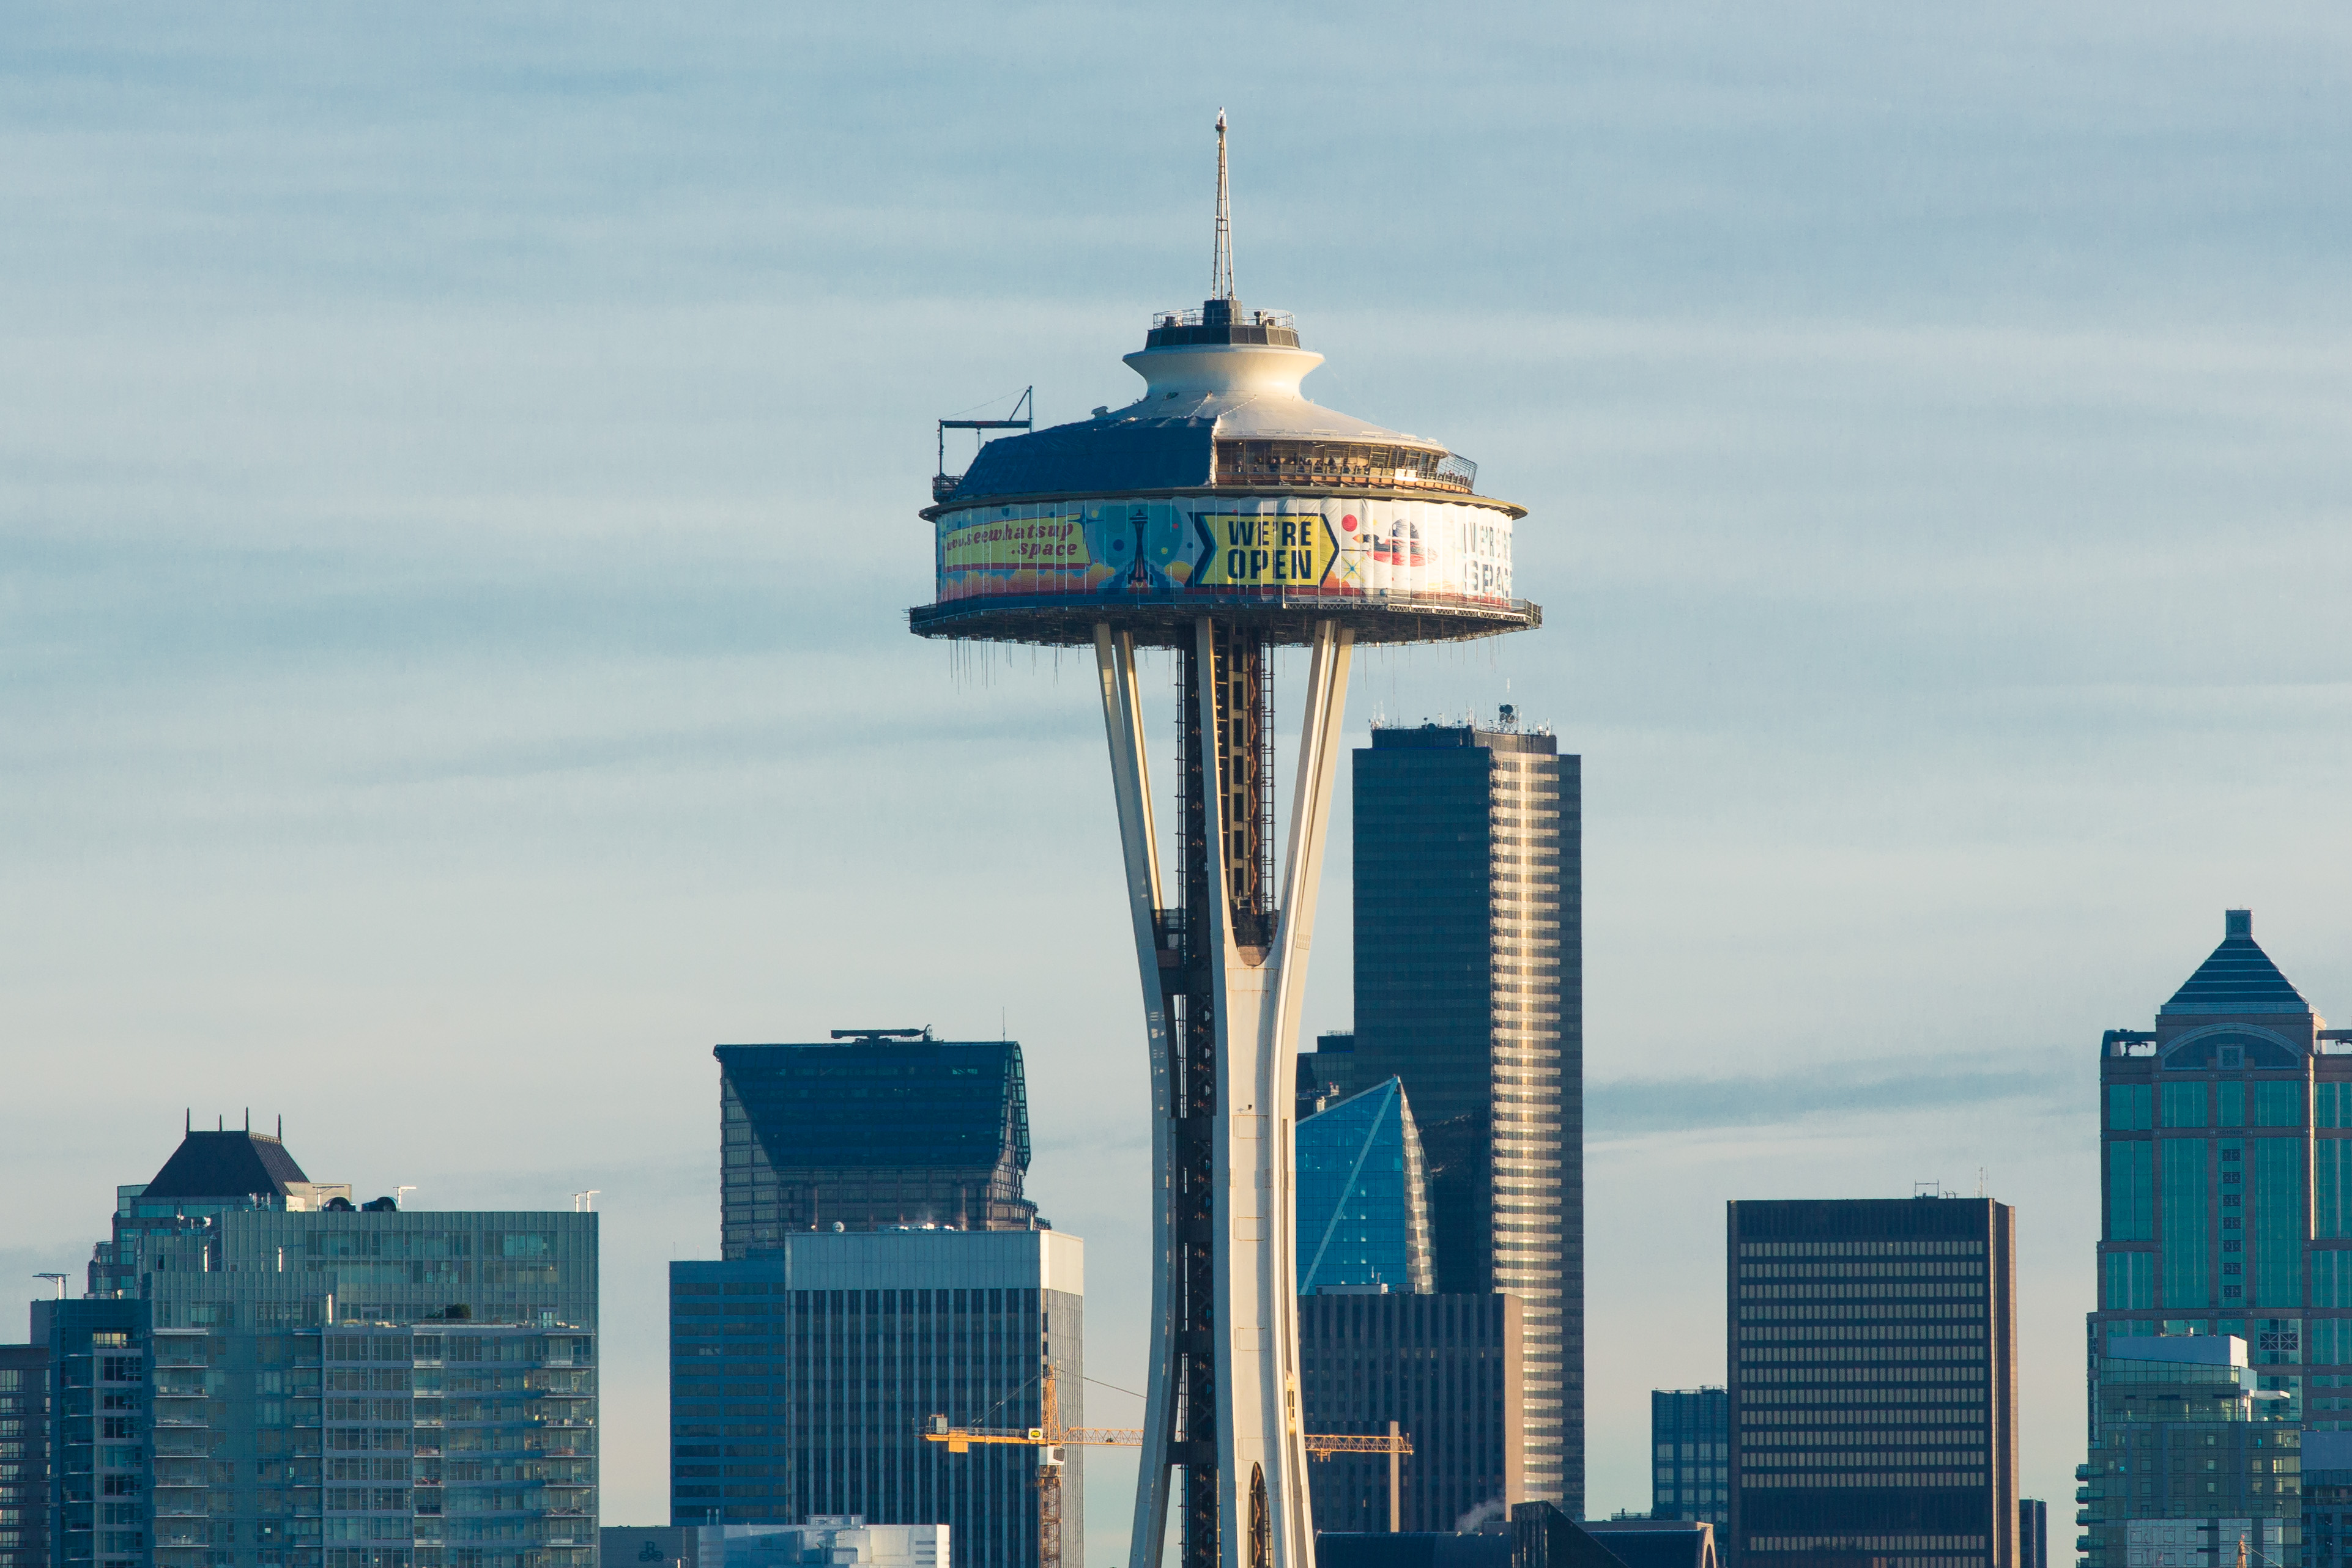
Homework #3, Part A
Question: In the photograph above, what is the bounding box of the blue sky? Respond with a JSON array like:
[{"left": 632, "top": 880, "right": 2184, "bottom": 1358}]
[{"left": 4, "top": 2, "right": 2351, "bottom": 1558}]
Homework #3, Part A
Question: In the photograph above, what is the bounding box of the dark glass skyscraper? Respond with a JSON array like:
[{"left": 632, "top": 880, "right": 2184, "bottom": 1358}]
[
  {"left": 1652, "top": 1388, "right": 1727, "bottom": 1525},
  {"left": 0, "top": 1344, "right": 50, "bottom": 1568},
  {"left": 1351, "top": 717, "right": 1579, "bottom": 1507},
  {"left": 714, "top": 1030, "right": 1037, "bottom": 1256},
  {"left": 1296, "top": 1079, "right": 1435, "bottom": 1296},
  {"left": 1296, "top": 1293, "right": 1523, "bottom": 1533},
  {"left": 668, "top": 1230, "right": 1083, "bottom": 1568},
  {"left": 1725, "top": 1197, "right": 2019, "bottom": 1568}
]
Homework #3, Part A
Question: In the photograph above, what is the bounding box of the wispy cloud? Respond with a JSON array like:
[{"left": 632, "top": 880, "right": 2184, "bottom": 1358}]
[{"left": 1590, "top": 1053, "right": 2079, "bottom": 1137}]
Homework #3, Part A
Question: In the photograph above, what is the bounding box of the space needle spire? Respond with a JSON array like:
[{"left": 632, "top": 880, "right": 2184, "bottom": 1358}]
[
  {"left": 912, "top": 122, "right": 1540, "bottom": 1568},
  {"left": 1212, "top": 109, "right": 1234, "bottom": 302}
]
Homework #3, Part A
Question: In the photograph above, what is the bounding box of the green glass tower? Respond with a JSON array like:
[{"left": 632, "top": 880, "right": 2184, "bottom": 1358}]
[{"left": 2080, "top": 910, "right": 2352, "bottom": 1568}]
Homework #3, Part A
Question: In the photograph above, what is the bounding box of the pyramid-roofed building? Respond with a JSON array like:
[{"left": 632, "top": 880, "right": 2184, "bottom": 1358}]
[
  {"left": 141, "top": 1126, "right": 312, "bottom": 1202},
  {"left": 2159, "top": 908, "right": 2315, "bottom": 1023},
  {"left": 2080, "top": 908, "right": 2352, "bottom": 1568}
]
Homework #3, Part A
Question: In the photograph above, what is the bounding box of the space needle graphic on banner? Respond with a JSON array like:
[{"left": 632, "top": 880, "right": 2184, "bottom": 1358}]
[{"left": 910, "top": 115, "right": 1540, "bottom": 1568}]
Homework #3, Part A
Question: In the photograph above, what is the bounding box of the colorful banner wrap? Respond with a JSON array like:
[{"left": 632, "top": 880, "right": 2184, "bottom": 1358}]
[{"left": 934, "top": 497, "right": 1516, "bottom": 605}]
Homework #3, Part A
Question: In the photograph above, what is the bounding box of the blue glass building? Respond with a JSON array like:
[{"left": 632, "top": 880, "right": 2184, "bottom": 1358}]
[
  {"left": 1296, "top": 1079, "right": 1434, "bottom": 1296},
  {"left": 715, "top": 1032, "right": 1036, "bottom": 1256},
  {"left": 669, "top": 1230, "right": 1082, "bottom": 1568},
  {"left": 1649, "top": 1387, "right": 1726, "bottom": 1525}
]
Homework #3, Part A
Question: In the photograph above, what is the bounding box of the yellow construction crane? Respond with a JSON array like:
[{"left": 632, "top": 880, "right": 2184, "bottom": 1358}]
[{"left": 926, "top": 1369, "right": 1414, "bottom": 1568}]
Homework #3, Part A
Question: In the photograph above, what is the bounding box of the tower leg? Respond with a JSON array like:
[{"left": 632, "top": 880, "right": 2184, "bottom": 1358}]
[
  {"left": 1096, "top": 626, "right": 1178, "bottom": 1568},
  {"left": 1113, "top": 618, "right": 1351, "bottom": 1568},
  {"left": 1199, "top": 618, "right": 1351, "bottom": 1568}
]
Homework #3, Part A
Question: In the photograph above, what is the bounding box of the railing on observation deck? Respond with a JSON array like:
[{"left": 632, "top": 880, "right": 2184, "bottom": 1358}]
[
  {"left": 1215, "top": 440, "right": 1478, "bottom": 495},
  {"left": 1146, "top": 305, "right": 1300, "bottom": 349}
]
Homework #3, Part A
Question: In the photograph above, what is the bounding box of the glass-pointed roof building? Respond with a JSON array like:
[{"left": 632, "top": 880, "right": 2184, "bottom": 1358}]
[
  {"left": 1296, "top": 1077, "right": 1435, "bottom": 1295},
  {"left": 2079, "top": 909, "right": 2352, "bottom": 1568}
]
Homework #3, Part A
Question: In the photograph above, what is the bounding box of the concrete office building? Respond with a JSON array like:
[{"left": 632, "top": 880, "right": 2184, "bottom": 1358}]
[
  {"left": 1726, "top": 1197, "right": 2019, "bottom": 1568},
  {"left": 2076, "top": 1336, "right": 2299, "bottom": 1568},
  {"left": 44, "top": 1123, "right": 598, "bottom": 1568},
  {"left": 0, "top": 1345, "right": 48, "bottom": 1568},
  {"left": 1296, "top": 1292, "right": 1523, "bottom": 1533},
  {"left": 714, "top": 1032, "right": 1037, "bottom": 1257},
  {"left": 1652, "top": 1388, "right": 1727, "bottom": 1525},
  {"left": 1297, "top": 1080, "right": 1436, "bottom": 1296},
  {"left": 1351, "top": 716, "right": 1579, "bottom": 1509},
  {"left": 669, "top": 1230, "right": 1081, "bottom": 1568}
]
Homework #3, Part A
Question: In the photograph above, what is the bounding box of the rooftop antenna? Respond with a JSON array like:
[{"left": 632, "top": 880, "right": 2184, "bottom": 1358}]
[
  {"left": 933, "top": 388, "right": 1034, "bottom": 505},
  {"left": 1212, "top": 109, "right": 1234, "bottom": 301}
]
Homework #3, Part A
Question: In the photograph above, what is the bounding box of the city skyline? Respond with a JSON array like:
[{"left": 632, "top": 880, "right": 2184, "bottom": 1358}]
[{"left": 6, "top": 6, "right": 2352, "bottom": 1563}]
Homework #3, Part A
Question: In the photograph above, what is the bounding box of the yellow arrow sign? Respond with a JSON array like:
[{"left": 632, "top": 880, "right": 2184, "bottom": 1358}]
[{"left": 1193, "top": 513, "right": 1337, "bottom": 588}]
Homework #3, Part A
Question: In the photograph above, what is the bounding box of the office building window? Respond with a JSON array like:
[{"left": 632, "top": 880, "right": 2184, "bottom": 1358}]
[
  {"left": 2255, "top": 1139, "right": 2305, "bottom": 1307},
  {"left": 2112, "top": 1142, "right": 2154, "bottom": 1240},
  {"left": 2256, "top": 1083, "right": 2305, "bottom": 1129},
  {"left": 2107, "top": 1252, "right": 2154, "bottom": 1310},
  {"left": 2162, "top": 1139, "right": 2211, "bottom": 1307}
]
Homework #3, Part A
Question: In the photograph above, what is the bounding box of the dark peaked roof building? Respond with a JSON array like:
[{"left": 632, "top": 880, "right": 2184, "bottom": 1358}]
[
  {"left": 2159, "top": 908, "right": 2314, "bottom": 1021},
  {"left": 141, "top": 1125, "right": 311, "bottom": 1202},
  {"left": 93, "top": 1120, "right": 355, "bottom": 1296},
  {"left": 715, "top": 1030, "right": 1039, "bottom": 1257}
]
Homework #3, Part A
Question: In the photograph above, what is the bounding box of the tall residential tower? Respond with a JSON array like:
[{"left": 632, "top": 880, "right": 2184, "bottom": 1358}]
[
  {"left": 1349, "top": 717, "right": 1579, "bottom": 1508},
  {"left": 46, "top": 1122, "right": 598, "bottom": 1568}
]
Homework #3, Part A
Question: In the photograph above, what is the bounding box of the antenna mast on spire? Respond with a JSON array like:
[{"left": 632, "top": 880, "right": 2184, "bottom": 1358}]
[{"left": 1212, "top": 109, "right": 1234, "bottom": 301}]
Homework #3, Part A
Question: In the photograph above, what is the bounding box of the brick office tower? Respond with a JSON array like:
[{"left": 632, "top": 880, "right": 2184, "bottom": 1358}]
[
  {"left": 2079, "top": 909, "right": 2352, "bottom": 1568},
  {"left": 714, "top": 1029, "right": 1037, "bottom": 1257},
  {"left": 1351, "top": 714, "right": 1579, "bottom": 1509},
  {"left": 1726, "top": 1197, "right": 2020, "bottom": 1568}
]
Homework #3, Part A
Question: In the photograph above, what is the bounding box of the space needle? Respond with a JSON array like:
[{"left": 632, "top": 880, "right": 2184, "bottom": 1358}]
[{"left": 910, "top": 114, "right": 1539, "bottom": 1568}]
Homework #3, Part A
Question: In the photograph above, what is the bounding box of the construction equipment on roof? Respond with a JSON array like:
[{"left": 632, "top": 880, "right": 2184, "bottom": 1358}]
[{"left": 925, "top": 1368, "right": 1415, "bottom": 1568}]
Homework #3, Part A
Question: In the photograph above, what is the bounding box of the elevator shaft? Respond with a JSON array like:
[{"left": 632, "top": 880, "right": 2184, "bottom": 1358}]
[{"left": 1173, "top": 623, "right": 1272, "bottom": 1568}]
